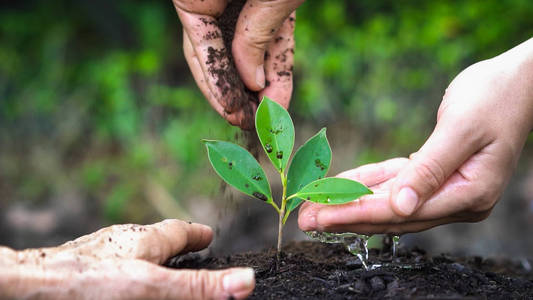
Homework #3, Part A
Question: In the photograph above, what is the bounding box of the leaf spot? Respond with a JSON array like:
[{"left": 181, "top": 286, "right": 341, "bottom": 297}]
[
  {"left": 265, "top": 144, "right": 273, "bottom": 153},
  {"left": 276, "top": 150, "right": 283, "bottom": 159},
  {"left": 315, "top": 159, "right": 326, "bottom": 171},
  {"left": 269, "top": 126, "right": 283, "bottom": 134},
  {"left": 252, "top": 192, "right": 268, "bottom": 201}
]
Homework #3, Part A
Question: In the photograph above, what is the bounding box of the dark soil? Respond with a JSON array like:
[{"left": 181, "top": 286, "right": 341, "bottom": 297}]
[
  {"left": 206, "top": 0, "right": 257, "bottom": 129},
  {"left": 167, "top": 241, "right": 533, "bottom": 299}
]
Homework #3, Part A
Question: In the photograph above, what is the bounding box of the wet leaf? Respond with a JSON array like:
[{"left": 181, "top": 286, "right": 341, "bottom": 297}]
[
  {"left": 291, "top": 177, "right": 372, "bottom": 205},
  {"left": 285, "top": 128, "right": 331, "bottom": 215},
  {"left": 203, "top": 140, "right": 272, "bottom": 203},
  {"left": 255, "top": 96, "right": 295, "bottom": 173}
]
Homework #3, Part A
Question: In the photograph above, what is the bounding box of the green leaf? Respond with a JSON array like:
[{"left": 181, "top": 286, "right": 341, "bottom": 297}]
[
  {"left": 290, "top": 177, "right": 372, "bottom": 205},
  {"left": 285, "top": 128, "right": 331, "bottom": 214},
  {"left": 203, "top": 140, "right": 272, "bottom": 203},
  {"left": 255, "top": 96, "right": 295, "bottom": 173}
]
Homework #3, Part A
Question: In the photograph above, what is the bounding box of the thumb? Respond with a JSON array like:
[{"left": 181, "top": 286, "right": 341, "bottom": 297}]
[
  {"left": 232, "top": 0, "right": 304, "bottom": 91},
  {"left": 168, "top": 267, "right": 255, "bottom": 300},
  {"left": 390, "top": 118, "right": 487, "bottom": 217}
]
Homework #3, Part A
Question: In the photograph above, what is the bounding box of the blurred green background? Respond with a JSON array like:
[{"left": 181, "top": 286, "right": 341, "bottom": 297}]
[{"left": 1, "top": 0, "right": 533, "bottom": 255}]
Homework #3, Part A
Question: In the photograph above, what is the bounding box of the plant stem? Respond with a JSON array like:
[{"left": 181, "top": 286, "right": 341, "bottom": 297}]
[{"left": 277, "top": 172, "right": 288, "bottom": 262}]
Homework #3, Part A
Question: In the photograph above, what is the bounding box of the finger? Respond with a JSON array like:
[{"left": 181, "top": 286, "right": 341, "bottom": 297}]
[
  {"left": 95, "top": 259, "right": 254, "bottom": 300},
  {"left": 300, "top": 162, "right": 490, "bottom": 233},
  {"left": 150, "top": 219, "right": 214, "bottom": 256},
  {"left": 164, "top": 267, "right": 255, "bottom": 300},
  {"left": 136, "top": 219, "right": 213, "bottom": 264},
  {"left": 87, "top": 220, "right": 211, "bottom": 263},
  {"left": 298, "top": 158, "right": 408, "bottom": 231},
  {"left": 336, "top": 158, "right": 409, "bottom": 187},
  {"left": 259, "top": 12, "right": 295, "bottom": 108},
  {"left": 233, "top": 0, "right": 304, "bottom": 91},
  {"left": 173, "top": 0, "right": 228, "bottom": 16},
  {"left": 316, "top": 216, "right": 468, "bottom": 235},
  {"left": 178, "top": 9, "right": 246, "bottom": 114},
  {"left": 183, "top": 30, "right": 246, "bottom": 126},
  {"left": 299, "top": 192, "right": 397, "bottom": 232},
  {"left": 390, "top": 116, "right": 490, "bottom": 217}
]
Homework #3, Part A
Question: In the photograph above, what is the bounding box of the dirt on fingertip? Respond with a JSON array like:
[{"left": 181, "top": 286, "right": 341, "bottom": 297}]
[{"left": 166, "top": 241, "right": 533, "bottom": 299}]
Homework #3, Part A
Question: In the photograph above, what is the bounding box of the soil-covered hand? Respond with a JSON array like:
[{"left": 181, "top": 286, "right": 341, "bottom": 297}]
[
  {"left": 0, "top": 219, "right": 255, "bottom": 300},
  {"left": 298, "top": 38, "right": 533, "bottom": 234},
  {"left": 173, "top": 0, "right": 303, "bottom": 129}
]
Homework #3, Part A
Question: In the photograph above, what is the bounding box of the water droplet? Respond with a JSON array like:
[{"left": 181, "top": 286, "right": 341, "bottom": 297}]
[
  {"left": 392, "top": 235, "right": 400, "bottom": 258},
  {"left": 265, "top": 144, "right": 273, "bottom": 153},
  {"left": 252, "top": 175, "right": 262, "bottom": 181},
  {"left": 327, "top": 198, "right": 331, "bottom": 203},
  {"left": 276, "top": 151, "right": 283, "bottom": 159},
  {"left": 305, "top": 231, "right": 372, "bottom": 270},
  {"left": 252, "top": 192, "right": 268, "bottom": 201}
]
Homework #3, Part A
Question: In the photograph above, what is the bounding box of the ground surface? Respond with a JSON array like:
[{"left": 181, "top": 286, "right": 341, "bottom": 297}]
[{"left": 167, "top": 241, "right": 533, "bottom": 299}]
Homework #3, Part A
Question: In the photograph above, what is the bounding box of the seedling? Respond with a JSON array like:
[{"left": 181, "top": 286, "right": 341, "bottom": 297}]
[{"left": 203, "top": 97, "right": 372, "bottom": 257}]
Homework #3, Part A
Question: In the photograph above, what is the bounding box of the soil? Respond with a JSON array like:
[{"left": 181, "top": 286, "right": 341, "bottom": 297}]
[
  {"left": 206, "top": 0, "right": 257, "bottom": 129},
  {"left": 166, "top": 241, "right": 533, "bottom": 299}
]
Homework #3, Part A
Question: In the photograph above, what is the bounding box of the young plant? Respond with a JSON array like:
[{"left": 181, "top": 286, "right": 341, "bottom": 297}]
[{"left": 203, "top": 97, "right": 372, "bottom": 256}]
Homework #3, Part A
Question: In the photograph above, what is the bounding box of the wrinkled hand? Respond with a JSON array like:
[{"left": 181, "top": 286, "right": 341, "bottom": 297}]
[
  {"left": 299, "top": 39, "right": 533, "bottom": 234},
  {"left": 173, "top": 0, "right": 303, "bottom": 128},
  {"left": 0, "top": 219, "right": 255, "bottom": 300}
]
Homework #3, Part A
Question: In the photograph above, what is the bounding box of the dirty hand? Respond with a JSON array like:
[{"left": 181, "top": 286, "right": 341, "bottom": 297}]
[
  {"left": 0, "top": 219, "right": 255, "bottom": 300},
  {"left": 298, "top": 38, "right": 533, "bottom": 234},
  {"left": 173, "top": 0, "right": 303, "bottom": 129}
]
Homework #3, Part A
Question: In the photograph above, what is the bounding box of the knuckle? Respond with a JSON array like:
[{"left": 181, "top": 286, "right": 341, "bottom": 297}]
[
  {"left": 467, "top": 185, "right": 500, "bottom": 214},
  {"left": 412, "top": 158, "right": 446, "bottom": 193},
  {"left": 188, "top": 270, "right": 216, "bottom": 299}
]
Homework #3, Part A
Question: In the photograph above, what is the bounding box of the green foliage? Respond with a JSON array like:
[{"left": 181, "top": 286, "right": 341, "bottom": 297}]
[
  {"left": 203, "top": 140, "right": 272, "bottom": 204},
  {"left": 285, "top": 128, "right": 331, "bottom": 215},
  {"left": 255, "top": 97, "right": 295, "bottom": 173},
  {"left": 1, "top": 0, "right": 531, "bottom": 225},
  {"left": 289, "top": 178, "right": 372, "bottom": 205},
  {"left": 204, "top": 97, "right": 371, "bottom": 252}
]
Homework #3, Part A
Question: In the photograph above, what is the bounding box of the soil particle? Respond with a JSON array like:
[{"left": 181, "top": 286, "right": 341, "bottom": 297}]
[{"left": 166, "top": 241, "right": 533, "bottom": 299}]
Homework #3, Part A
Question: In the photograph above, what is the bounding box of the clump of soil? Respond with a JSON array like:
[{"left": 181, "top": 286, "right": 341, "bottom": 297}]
[
  {"left": 167, "top": 241, "right": 533, "bottom": 299},
  {"left": 207, "top": 0, "right": 258, "bottom": 129}
]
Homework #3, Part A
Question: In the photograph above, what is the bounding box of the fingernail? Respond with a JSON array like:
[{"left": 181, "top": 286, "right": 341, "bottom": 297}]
[
  {"left": 223, "top": 268, "right": 255, "bottom": 296},
  {"left": 395, "top": 187, "right": 419, "bottom": 216},
  {"left": 256, "top": 65, "right": 265, "bottom": 89}
]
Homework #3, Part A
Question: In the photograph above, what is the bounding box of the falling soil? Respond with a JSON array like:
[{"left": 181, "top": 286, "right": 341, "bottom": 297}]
[
  {"left": 207, "top": 0, "right": 258, "bottom": 130},
  {"left": 166, "top": 241, "right": 533, "bottom": 299}
]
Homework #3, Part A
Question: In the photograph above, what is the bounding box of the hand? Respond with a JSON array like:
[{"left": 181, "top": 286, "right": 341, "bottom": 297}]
[
  {"left": 173, "top": 0, "right": 304, "bottom": 129},
  {"left": 298, "top": 38, "right": 533, "bottom": 234},
  {"left": 0, "top": 219, "right": 255, "bottom": 300}
]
